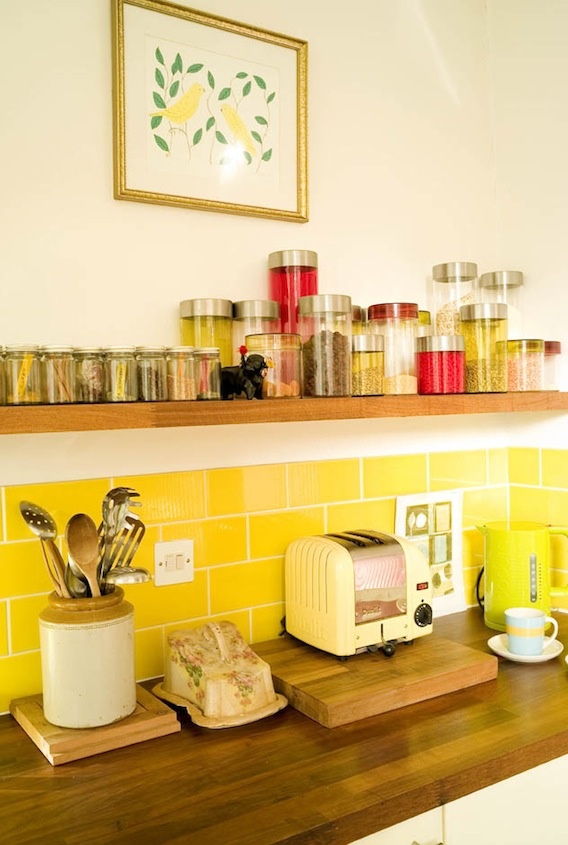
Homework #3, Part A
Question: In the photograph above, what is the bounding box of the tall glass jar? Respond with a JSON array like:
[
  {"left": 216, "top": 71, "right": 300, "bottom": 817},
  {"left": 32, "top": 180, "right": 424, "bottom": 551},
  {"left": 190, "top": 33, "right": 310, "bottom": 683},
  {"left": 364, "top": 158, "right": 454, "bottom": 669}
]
[
  {"left": 351, "top": 334, "right": 384, "bottom": 396},
  {"left": 432, "top": 261, "right": 478, "bottom": 335},
  {"left": 367, "top": 302, "right": 419, "bottom": 394},
  {"left": 352, "top": 305, "right": 366, "bottom": 335},
  {"left": 245, "top": 333, "right": 301, "bottom": 398},
  {"left": 104, "top": 346, "right": 138, "bottom": 402},
  {"left": 5, "top": 344, "right": 42, "bottom": 405},
  {"left": 166, "top": 346, "right": 196, "bottom": 400},
  {"left": 194, "top": 347, "right": 221, "bottom": 400},
  {"left": 232, "top": 300, "right": 280, "bottom": 365},
  {"left": 298, "top": 294, "right": 352, "bottom": 397},
  {"left": 507, "top": 339, "right": 544, "bottom": 392},
  {"left": 268, "top": 250, "right": 318, "bottom": 334},
  {"left": 544, "top": 341, "right": 562, "bottom": 391},
  {"left": 41, "top": 345, "right": 76, "bottom": 404},
  {"left": 479, "top": 270, "right": 524, "bottom": 339},
  {"left": 180, "top": 299, "right": 233, "bottom": 368},
  {"left": 74, "top": 347, "right": 105, "bottom": 403},
  {"left": 459, "top": 303, "right": 508, "bottom": 393},
  {"left": 136, "top": 346, "right": 167, "bottom": 401}
]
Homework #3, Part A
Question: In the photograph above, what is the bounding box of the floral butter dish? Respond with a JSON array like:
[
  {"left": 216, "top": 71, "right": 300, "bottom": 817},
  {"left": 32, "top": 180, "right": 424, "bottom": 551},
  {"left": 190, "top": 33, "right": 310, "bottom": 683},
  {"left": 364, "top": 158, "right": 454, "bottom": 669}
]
[{"left": 153, "top": 621, "right": 287, "bottom": 728}]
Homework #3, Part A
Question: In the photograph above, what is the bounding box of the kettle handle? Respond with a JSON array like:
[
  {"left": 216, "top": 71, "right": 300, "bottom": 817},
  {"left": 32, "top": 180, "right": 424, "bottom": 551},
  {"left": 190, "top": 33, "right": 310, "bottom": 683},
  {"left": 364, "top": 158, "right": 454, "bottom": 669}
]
[{"left": 549, "top": 528, "right": 568, "bottom": 598}]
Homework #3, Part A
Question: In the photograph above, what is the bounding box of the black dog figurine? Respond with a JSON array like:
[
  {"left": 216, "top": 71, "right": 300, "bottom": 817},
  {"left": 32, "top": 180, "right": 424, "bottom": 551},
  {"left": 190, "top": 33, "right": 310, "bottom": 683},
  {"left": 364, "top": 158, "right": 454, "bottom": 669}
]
[{"left": 221, "top": 347, "right": 270, "bottom": 400}]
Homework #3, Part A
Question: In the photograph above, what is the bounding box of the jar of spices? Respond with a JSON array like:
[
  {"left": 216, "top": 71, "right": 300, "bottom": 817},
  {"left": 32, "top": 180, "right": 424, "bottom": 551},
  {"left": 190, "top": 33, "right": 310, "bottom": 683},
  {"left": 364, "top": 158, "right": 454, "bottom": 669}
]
[
  {"left": 432, "top": 261, "right": 478, "bottom": 335},
  {"left": 268, "top": 250, "right": 318, "bottom": 334},
  {"left": 351, "top": 335, "right": 384, "bottom": 396},
  {"left": 194, "top": 347, "right": 221, "bottom": 400},
  {"left": 180, "top": 299, "right": 233, "bottom": 368},
  {"left": 416, "top": 335, "right": 465, "bottom": 395},
  {"left": 5, "top": 344, "right": 42, "bottom": 405},
  {"left": 367, "top": 302, "right": 419, "bottom": 394},
  {"left": 136, "top": 346, "right": 167, "bottom": 401},
  {"left": 479, "top": 270, "right": 524, "bottom": 339},
  {"left": 245, "top": 333, "right": 301, "bottom": 398},
  {"left": 232, "top": 300, "right": 280, "bottom": 365},
  {"left": 507, "top": 339, "right": 544, "bottom": 392},
  {"left": 459, "top": 303, "right": 508, "bottom": 393},
  {"left": 104, "top": 346, "right": 138, "bottom": 402},
  {"left": 544, "top": 341, "right": 562, "bottom": 391},
  {"left": 166, "top": 346, "right": 196, "bottom": 401},
  {"left": 298, "top": 294, "right": 352, "bottom": 397},
  {"left": 41, "top": 345, "right": 76, "bottom": 404},
  {"left": 74, "top": 347, "right": 105, "bottom": 403}
]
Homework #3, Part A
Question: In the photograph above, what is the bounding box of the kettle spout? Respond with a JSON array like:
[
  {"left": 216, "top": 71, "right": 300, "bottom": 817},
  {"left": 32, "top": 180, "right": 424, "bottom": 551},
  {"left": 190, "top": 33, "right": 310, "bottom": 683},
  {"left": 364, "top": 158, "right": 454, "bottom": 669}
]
[{"left": 476, "top": 525, "right": 488, "bottom": 536}]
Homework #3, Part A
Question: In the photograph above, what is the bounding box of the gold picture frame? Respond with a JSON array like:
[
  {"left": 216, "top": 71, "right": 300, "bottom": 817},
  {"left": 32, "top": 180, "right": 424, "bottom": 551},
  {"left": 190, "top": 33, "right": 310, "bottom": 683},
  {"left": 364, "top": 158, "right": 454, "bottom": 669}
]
[{"left": 112, "top": 0, "right": 308, "bottom": 222}]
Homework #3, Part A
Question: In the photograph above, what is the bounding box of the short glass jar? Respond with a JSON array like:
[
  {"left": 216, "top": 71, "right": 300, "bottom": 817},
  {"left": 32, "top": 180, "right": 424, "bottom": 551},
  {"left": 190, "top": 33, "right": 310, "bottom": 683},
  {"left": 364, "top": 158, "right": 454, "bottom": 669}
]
[
  {"left": 268, "top": 249, "right": 318, "bottom": 334},
  {"left": 459, "top": 303, "right": 508, "bottom": 393},
  {"left": 232, "top": 300, "right": 280, "bottom": 365},
  {"left": 41, "top": 345, "right": 76, "bottom": 404},
  {"left": 74, "top": 347, "right": 105, "bottom": 403},
  {"left": 5, "top": 344, "right": 42, "bottom": 405},
  {"left": 104, "top": 346, "right": 138, "bottom": 402},
  {"left": 367, "top": 302, "right": 419, "bottom": 394},
  {"left": 136, "top": 346, "right": 167, "bottom": 401},
  {"left": 416, "top": 335, "right": 465, "bottom": 395},
  {"left": 479, "top": 270, "right": 524, "bottom": 340},
  {"left": 351, "top": 335, "right": 384, "bottom": 396},
  {"left": 180, "top": 299, "right": 233, "bottom": 368},
  {"left": 166, "top": 346, "right": 196, "bottom": 400},
  {"left": 544, "top": 341, "right": 562, "bottom": 391},
  {"left": 245, "top": 333, "right": 301, "bottom": 398},
  {"left": 507, "top": 339, "right": 544, "bottom": 392},
  {"left": 432, "top": 261, "right": 478, "bottom": 336},
  {"left": 298, "top": 294, "right": 352, "bottom": 397},
  {"left": 194, "top": 347, "right": 221, "bottom": 400}
]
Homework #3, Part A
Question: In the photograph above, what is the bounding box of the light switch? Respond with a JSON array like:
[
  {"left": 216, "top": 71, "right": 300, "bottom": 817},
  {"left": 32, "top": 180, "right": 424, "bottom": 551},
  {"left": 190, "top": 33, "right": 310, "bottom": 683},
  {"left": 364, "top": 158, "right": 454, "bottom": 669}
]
[{"left": 154, "top": 540, "right": 194, "bottom": 586}]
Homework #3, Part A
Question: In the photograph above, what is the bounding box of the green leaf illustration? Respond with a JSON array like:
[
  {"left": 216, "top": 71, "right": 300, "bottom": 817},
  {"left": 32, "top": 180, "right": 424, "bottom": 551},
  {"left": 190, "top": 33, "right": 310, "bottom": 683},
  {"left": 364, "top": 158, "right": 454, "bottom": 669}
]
[
  {"left": 154, "top": 135, "right": 169, "bottom": 152},
  {"left": 153, "top": 92, "right": 166, "bottom": 109},
  {"left": 251, "top": 130, "right": 262, "bottom": 143},
  {"left": 193, "top": 128, "right": 203, "bottom": 145},
  {"left": 150, "top": 115, "right": 162, "bottom": 129},
  {"left": 187, "top": 63, "right": 204, "bottom": 74},
  {"left": 244, "top": 151, "right": 252, "bottom": 165},
  {"left": 254, "top": 115, "right": 268, "bottom": 125},
  {"left": 206, "top": 116, "right": 215, "bottom": 131},
  {"left": 253, "top": 75, "right": 267, "bottom": 90},
  {"left": 172, "top": 53, "right": 183, "bottom": 74},
  {"left": 242, "top": 81, "right": 251, "bottom": 97},
  {"left": 215, "top": 130, "right": 228, "bottom": 144},
  {"left": 220, "top": 157, "right": 231, "bottom": 165},
  {"left": 236, "top": 71, "right": 248, "bottom": 79},
  {"left": 155, "top": 68, "right": 165, "bottom": 89},
  {"left": 262, "top": 148, "right": 273, "bottom": 161},
  {"left": 218, "top": 87, "right": 231, "bottom": 101},
  {"left": 169, "top": 80, "right": 179, "bottom": 98},
  {"left": 208, "top": 71, "right": 215, "bottom": 89},
  {"left": 155, "top": 47, "right": 164, "bottom": 65},
  {"left": 267, "top": 92, "right": 276, "bottom": 104}
]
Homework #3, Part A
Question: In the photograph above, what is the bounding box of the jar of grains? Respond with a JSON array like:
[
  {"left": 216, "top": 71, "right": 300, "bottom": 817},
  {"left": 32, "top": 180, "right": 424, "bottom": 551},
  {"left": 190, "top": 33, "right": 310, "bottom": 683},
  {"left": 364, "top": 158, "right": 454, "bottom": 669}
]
[
  {"left": 367, "top": 302, "right": 419, "bottom": 394},
  {"left": 245, "top": 333, "right": 301, "bottom": 398},
  {"left": 5, "top": 344, "right": 42, "bottom": 405},
  {"left": 432, "top": 261, "right": 478, "bottom": 335},
  {"left": 179, "top": 299, "right": 233, "bottom": 368},
  {"left": 544, "top": 341, "right": 562, "bottom": 391},
  {"left": 194, "top": 347, "right": 221, "bottom": 400},
  {"left": 351, "top": 335, "right": 384, "bottom": 396},
  {"left": 41, "top": 345, "right": 76, "bottom": 404},
  {"left": 298, "top": 294, "right": 352, "bottom": 397},
  {"left": 458, "top": 303, "right": 508, "bottom": 393},
  {"left": 136, "top": 346, "right": 168, "bottom": 401},
  {"left": 104, "top": 347, "right": 138, "bottom": 402},
  {"left": 416, "top": 335, "right": 465, "bottom": 394},
  {"left": 166, "top": 346, "right": 196, "bottom": 400},
  {"left": 232, "top": 300, "right": 280, "bottom": 365},
  {"left": 74, "top": 347, "right": 105, "bottom": 403},
  {"left": 268, "top": 250, "right": 318, "bottom": 334},
  {"left": 479, "top": 270, "right": 524, "bottom": 339},
  {"left": 352, "top": 305, "right": 366, "bottom": 335},
  {"left": 507, "top": 339, "right": 544, "bottom": 392}
]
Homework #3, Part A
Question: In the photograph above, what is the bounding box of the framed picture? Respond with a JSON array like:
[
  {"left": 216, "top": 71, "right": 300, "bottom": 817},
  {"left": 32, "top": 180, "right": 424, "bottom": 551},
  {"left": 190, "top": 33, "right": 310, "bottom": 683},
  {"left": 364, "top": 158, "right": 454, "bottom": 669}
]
[
  {"left": 395, "top": 490, "right": 466, "bottom": 617},
  {"left": 112, "top": 0, "right": 308, "bottom": 222}
]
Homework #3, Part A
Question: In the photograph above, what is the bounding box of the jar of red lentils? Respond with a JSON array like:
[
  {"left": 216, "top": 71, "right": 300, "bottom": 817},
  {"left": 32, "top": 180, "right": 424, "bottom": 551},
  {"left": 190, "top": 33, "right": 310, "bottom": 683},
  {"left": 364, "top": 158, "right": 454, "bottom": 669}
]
[
  {"left": 416, "top": 335, "right": 465, "bottom": 394},
  {"left": 507, "top": 339, "right": 544, "bottom": 392}
]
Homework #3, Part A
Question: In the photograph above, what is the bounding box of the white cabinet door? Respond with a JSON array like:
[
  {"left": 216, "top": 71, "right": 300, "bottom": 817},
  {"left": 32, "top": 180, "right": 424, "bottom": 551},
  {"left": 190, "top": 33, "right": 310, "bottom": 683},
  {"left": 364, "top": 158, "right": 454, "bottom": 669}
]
[
  {"left": 348, "top": 808, "right": 443, "bottom": 845},
  {"left": 444, "top": 755, "right": 568, "bottom": 845}
]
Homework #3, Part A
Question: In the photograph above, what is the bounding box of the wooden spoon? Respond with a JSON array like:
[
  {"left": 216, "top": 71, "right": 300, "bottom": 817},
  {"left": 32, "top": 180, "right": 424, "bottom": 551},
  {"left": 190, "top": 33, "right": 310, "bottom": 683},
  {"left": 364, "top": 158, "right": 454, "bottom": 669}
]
[{"left": 65, "top": 513, "right": 101, "bottom": 598}]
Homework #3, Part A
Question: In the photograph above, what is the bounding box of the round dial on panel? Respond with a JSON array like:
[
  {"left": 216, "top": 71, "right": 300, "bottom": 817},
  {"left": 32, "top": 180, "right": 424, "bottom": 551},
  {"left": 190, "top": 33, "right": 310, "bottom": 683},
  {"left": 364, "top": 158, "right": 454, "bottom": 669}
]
[{"left": 414, "top": 603, "right": 433, "bottom": 627}]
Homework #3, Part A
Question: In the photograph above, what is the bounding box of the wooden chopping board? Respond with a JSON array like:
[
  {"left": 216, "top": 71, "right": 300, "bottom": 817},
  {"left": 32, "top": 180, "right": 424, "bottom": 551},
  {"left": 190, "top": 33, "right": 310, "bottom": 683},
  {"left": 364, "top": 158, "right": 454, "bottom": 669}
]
[{"left": 255, "top": 634, "right": 498, "bottom": 728}]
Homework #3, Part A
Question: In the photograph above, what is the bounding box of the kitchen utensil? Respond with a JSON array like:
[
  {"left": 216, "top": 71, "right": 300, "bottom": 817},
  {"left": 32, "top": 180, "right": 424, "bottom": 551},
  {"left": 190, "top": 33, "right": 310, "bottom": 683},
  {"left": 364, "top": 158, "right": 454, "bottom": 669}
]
[
  {"left": 19, "top": 501, "right": 71, "bottom": 598},
  {"left": 104, "top": 565, "right": 151, "bottom": 585},
  {"left": 64, "top": 555, "right": 90, "bottom": 598},
  {"left": 65, "top": 513, "right": 101, "bottom": 597},
  {"left": 99, "top": 487, "right": 141, "bottom": 580},
  {"left": 103, "top": 515, "right": 148, "bottom": 586}
]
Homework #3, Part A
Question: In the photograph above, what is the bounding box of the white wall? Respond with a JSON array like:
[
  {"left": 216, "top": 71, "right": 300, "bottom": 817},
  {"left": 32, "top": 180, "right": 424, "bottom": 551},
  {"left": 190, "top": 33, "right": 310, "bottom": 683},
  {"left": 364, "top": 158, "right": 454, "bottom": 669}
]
[{"left": 0, "top": 0, "right": 567, "bottom": 485}]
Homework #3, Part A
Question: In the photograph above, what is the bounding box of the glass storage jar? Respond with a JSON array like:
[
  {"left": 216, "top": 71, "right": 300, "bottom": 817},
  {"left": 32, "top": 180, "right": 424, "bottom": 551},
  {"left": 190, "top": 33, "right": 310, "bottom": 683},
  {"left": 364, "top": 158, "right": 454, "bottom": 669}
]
[
  {"left": 74, "top": 347, "right": 105, "bottom": 403},
  {"left": 367, "top": 302, "right": 419, "bottom": 394},
  {"left": 479, "top": 270, "right": 524, "bottom": 340},
  {"left": 351, "top": 335, "right": 384, "bottom": 396},
  {"left": 298, "top": 294, "right": 352, "bottom": 397},
  {"left": 41, "top": 345, "right": 76, "bottom": 404},
  {"left": 232, "top": 300, "right": 280, "bottom": 365},
  {"left": 0, "top": 346, "right": 5, "bottom": 405},
  {"left": 416, "top": 335, "right": 465, "bottom": 395},
  {"left": 432, "top": 261, "right": 478, "bottom": 335},
  {"left": 507, "top": 339, "right": 544, "bottom": 392},
  {"left": 245, "top": 333, "right": 301, "bottom": 398},
  {"left": 194, "top": 347, "right": 221, "bottom": 400},
  {"left": 5, "top": 344, "right": 42, "bottom": 405},
  {"left": 418, "top": 310, "right": 433, "bottom": 337},
  {"left": 268, "top": 250, "right": 318, "bottom": 334},
  {"left": 166, "top": 346, "right": 196, "bottom": 400},
  {"left": 136, "top": 346, "right": 167, "bottom": 401},
  {"left": 544, "top": 341, "right": 562, "bottom": 391},
  {"left": 459, "top": 303, "right": 508, "bottom": 393},
  {"left": 352, "top": 305, "right": 366, "bottom": 335},
  {"left": 180, "top": 299, "right": 233, "bottom": 368},
  {"left": 104, "top": 346, "right": 138, "bottom": 402}
]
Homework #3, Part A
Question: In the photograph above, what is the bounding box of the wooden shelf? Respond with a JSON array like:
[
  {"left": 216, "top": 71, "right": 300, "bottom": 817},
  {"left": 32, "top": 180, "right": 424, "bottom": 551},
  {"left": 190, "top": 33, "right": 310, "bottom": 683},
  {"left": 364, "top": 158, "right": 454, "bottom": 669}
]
[{"left": 0, "top": 392, "right": 567, "bottom": 435}]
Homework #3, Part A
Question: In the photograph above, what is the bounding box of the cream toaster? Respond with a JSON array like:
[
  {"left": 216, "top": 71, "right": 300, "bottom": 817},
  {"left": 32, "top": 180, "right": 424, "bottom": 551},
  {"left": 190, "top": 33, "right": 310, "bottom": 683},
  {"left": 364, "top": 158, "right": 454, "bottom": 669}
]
[{"left": 284, "top": 529, "right": 433, "bottom": 657}]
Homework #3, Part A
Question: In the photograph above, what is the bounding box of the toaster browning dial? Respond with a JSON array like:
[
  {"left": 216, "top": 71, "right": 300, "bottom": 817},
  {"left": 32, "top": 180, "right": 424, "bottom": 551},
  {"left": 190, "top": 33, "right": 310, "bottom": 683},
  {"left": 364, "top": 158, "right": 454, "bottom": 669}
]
[{"left": 414, "top": 603, "right": 433, "bottom": 627}]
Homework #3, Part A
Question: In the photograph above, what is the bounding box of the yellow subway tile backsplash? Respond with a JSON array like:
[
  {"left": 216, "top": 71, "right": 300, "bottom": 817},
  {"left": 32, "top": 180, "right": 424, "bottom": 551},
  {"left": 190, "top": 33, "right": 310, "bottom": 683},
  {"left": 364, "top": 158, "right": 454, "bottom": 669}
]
[
  {"left": 206, "top": 465, "right": 287, "bottom": 516},
  {"left": 134, "top": 627, "right": 164, "bottom": 681},
  {"left": 430, "top": 450, "right": 487, "bottom": 490},
  {"left": 249, "top": 508, "right": 325, "bottom": 559},
  {"left": 327, "top": 499, "right": 396, "bottom": 534},
  {"left": 508, "top": 448, "right": 540, "bottom": 485},
  {"left": 210, "top": 559, "right": 284, "bottom": 615},
  {"left": 5, "top": 479, "right": 110, "bottom": 541},
  {"left": 10, "top": 595, "right": 46, "bottom": 653},
  {"left": 288, "top": 459, "right": 360, "bottom": 507},
  {"left": 115, "top": 472, "right": 206, "bottom": 522},
  {"left": 488, "top": 449, "right": 508, "bottom": 485},
  {"left": 0, "top": 602, "right": 7, "bottom": 656},
  {"left": 0, "top": 541, "right": 52, "bottom": 599},
  {"left": 0, "top": 651, "right": 42, "bottom": 714},
  {"left": 462, "top": 487, "right": 508, "bottom": 528},
  {"left": 123, "top": 570, "right": 208, "bottom": 629},
  {"left": 172, "top": 517, "right": 247, "bottom": 567},
  {"left": 251, "top": 603, "right": 285, "bottom": 643},
  {"left": 363, "top": 454, "right": 427, "bottom": 498},
  {"left": 542, "top": 449, "right": 568, "bottom": 489},
  {"left": 510, "top": 486, "right": 552, "bottom": 523}
]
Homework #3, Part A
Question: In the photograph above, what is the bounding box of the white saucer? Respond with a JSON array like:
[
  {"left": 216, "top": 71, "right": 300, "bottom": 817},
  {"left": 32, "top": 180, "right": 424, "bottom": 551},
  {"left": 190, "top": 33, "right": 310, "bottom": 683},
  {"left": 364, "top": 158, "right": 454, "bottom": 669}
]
[{"left": 488, "top": 634, "right": 564, "bottom": 663}]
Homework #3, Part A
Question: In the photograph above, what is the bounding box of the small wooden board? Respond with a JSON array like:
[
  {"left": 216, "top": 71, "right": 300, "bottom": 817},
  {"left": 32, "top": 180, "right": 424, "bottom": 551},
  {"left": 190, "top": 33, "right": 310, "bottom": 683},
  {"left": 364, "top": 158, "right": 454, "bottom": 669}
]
[
  {"left": 10, "top": 684, "right": 180, "bottom": 765},
  {"left": 255, "top": 635, "right": 498, "bottom": 728}
]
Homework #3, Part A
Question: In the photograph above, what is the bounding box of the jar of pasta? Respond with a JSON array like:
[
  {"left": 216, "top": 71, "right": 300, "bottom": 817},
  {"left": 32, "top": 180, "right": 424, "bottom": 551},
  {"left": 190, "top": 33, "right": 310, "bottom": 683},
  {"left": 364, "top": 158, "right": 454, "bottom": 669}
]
[
  {"left": 41, "top": 345, "right": 76, "bottom": 404},
  {"left": 367, "top": 302, "right": 419, "bottom": 394},
  {"left": 166, "top": 346, "right": 196, "bottom": 400},
  {"left": 459, "top": 303, "right": 508, "bottom": 393},
  {"left": 432, "top": 261, "right": 478, "bottom": 335},
  {"left": 74, "top": 347, "right": 105, "bottom": 403},
  {"left": 5, "top": 344, "right": 42, "bottom": 405}
]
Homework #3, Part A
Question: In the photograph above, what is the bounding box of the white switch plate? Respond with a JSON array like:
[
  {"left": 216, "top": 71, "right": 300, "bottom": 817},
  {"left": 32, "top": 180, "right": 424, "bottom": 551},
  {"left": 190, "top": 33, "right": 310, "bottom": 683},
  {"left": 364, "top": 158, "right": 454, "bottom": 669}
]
[{"left": 154, "top": 540, "right": 194, "bottom": 586}]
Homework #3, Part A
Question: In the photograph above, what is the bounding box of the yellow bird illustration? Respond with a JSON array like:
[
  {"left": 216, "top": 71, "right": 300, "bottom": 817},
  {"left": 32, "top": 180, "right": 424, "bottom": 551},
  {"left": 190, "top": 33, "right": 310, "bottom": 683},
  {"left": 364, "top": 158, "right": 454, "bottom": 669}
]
[
  {"left": 151, "top": 83, "right": 205, "bottom": 125},
  {"left": 220, "top": 105, "right": 256, "bottom": 157}
]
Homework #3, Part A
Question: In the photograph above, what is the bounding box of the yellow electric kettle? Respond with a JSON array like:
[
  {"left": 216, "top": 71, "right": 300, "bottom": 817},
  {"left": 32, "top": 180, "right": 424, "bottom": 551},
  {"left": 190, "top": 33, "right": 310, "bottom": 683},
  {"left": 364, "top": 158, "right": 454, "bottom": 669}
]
[{"left": 477, "top": 521, "right": 568, "bottom": 631}]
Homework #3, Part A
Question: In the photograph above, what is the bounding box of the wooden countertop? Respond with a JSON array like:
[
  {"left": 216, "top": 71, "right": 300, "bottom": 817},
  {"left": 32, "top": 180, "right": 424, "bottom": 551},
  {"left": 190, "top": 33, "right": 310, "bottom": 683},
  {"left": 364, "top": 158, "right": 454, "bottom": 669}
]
[{"left": 2, "top": 608, "right": 568, "bottom": 845}]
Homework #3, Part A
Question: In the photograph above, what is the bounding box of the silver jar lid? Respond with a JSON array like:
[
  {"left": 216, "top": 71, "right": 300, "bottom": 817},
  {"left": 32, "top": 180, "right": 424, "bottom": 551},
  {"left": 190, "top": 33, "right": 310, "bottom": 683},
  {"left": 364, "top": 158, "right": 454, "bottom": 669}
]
[
  {"left": 135, "top": 346, "right": 166, "bottom": 356},
  {"left": 166, "top": 346, "right": 195, "bottom": 355},
  {"left": 40, "top": 345, "right": 75, "bottom": 354},
  {"left": 233, "top": 300, "right": 280, "bottom": 320},
  {"left": 459, "top": 303, "right": 508, "bottom": 321},
  {"left": 268, "top": 250, "right": 318, "bottom": 269},
  {"left": 479, "top": 270, "right": 524, "bottom": 289},
  {"left": 416, "top": 335, "right": 465, "bottom": 353},
  {"left": 298, "top": 294, "right": 352, "bottom": 315},
  {"left": 74, "top": 346, "right": 104, "bottom": 355},
  {"left": 432, "top": 262, "right": 478, "bottom": 281},
  {"left": 104, "top": 346, "right": 137, "bottom": 355},
  {"left": 5, "top": 344, "right": 40, "bottom": 353},
  {"left": 352, "top": 334, "right": 384, "bottom": 352},
  {"left": 180, "top": 299, "right": 233, "bottom": 318}
]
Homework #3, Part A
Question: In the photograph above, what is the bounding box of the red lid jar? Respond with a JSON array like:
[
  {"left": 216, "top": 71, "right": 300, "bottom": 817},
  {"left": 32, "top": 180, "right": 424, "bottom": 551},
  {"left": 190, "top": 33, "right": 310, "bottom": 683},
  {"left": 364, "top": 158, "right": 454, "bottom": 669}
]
[{"left": 268, "top": 250, "right": 318, "bottom": 334}]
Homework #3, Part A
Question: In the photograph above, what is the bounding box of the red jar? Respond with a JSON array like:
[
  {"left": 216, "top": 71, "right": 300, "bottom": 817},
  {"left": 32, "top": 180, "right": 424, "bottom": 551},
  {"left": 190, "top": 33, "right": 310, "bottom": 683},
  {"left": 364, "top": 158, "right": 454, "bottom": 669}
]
[
  {"left": 416, "top": 335, "right": 465, "bottom": 394},
  {"left": 268, "top": 250, "right": 318, "bottom": 334}
]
